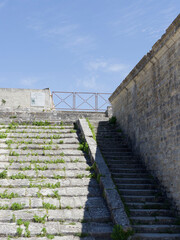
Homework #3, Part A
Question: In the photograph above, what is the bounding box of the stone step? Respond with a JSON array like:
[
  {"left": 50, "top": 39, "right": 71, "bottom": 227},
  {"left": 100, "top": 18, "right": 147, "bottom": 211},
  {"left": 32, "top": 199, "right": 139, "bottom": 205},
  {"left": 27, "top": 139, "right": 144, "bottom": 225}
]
[
  {"left": 130, "top": 209, "right": 174, "bottom": 217},
  {"left": 107, "top": 159, "right": 140, "bottom": 164},
  {"left": 0, "top": 138, "right": 79, "bottom": 144},
  {"left": 0, "top": 143, "right": 80, "bottom": 150},
  {"left": 5, "top": 133, "right": 78, "bottom": 139},
  {"left": 0, "top": 125, "right": 74, "bottom": 129},
  {"left": 112, "top": 172, "right": 150, "bottom": 178},
  {"left": 127, "top": 202, "right": 170, "bottom": 209},
  {"left": 133, "top": 224, "right": 180, "bottom": 233},
  {"left": 0, "top": 178, "right": 98, "bottom": 188},
  {"left": 1, "top": 162, "right": 91, "bottom": 170},
  {"left": 0, "top": 128, "right": 75, "bottom": 134},
  {"left": 103, "top": 152, "right": 135, "bottom": 157},
  {"left": 0, "top": 237, "right": 97, "bottom": 240},
  {"left": 116, "top": 183, "right": 157, "bottom": 190},
  {"left": 6, "top": 169, "right": 93, "bottom": 178},
  {"left": 101, "top": 148, "right": 132, "bottom": 153},
  {"left": 0, "top": 155, "right": 89, "bottom": 163},
  {"left": 132, "top": 233, "right": 180, "bottom": 239},
  {"left": 122, "top": 195, "right": 164, "bottom": 203},
  {"left": 110, "top": 168, "right": 146, "bottom": 173},
  {"left": 0, "top": 221, "right": 112, "bottom": 238},
  {"left": 118, "top": 189, "right": 159, "bottom": 196},
  {"left": 113, "top": 177, "right": 154, "bottom": 184},
  {"left": 0, "top": 186, "right": 102, "bottom": 198},
  {"left": 131, "top": 216, "right": 179, "bottom": 225},
  {"left": 0, "top": 208, "right": 111, "bottom": 223},
  {"left": 108, "top": 163, "right": 144, "bottom": 168},
  {"left": 0, "top": 196, "right": 107, "bottom": 209},
  {"left": 106, "top": 156, "right": 138, "bottom": 160},
  {"left": 0, "top": 149, "right": 84, "bottom": 156}
]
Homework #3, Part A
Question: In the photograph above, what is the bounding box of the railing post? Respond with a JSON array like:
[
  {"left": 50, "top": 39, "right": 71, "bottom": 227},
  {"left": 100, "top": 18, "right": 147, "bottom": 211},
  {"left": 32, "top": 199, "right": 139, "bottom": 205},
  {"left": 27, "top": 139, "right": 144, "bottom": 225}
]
[
  {"left": 95, "top": 93, "right": 98, "bottom": 111},
  {"left": 73, "top": 92, "right": 76, "bottom": 110}
]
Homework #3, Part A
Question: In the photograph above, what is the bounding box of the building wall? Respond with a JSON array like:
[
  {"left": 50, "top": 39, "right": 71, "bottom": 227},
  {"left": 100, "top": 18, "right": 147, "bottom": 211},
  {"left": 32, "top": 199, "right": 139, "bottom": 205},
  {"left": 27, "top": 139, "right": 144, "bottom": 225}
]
[
  {"left": 109, "top": 15, "right": 180, "bottom": 209},
  {"left": 0, "top": 88, "right": 54, "bottom": 111}
]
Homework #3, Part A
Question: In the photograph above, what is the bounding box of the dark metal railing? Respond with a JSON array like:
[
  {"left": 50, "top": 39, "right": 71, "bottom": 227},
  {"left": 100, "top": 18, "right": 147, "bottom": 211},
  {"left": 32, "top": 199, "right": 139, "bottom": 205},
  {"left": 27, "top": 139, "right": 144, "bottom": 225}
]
[{"left": 52, "top": 91, "right": 111, "bottom": 111}]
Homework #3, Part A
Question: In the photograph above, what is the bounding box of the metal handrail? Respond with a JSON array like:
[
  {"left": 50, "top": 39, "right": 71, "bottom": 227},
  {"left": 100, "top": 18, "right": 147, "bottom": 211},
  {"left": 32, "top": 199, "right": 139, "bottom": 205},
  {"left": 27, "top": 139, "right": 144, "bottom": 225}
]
[{"left": 52, "top": 91, "right": 111, "bottom": 111}]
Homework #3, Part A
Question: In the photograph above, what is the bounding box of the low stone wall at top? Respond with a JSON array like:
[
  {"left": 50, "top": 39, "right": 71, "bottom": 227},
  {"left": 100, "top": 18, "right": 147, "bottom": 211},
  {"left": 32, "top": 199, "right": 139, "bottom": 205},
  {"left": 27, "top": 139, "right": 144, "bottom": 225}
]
[
  {"left": 109, "top": 15, "right": 180, "bottom": 210},
  {"left": 0, "top": 88, "right": 54, "bottom": 111}
]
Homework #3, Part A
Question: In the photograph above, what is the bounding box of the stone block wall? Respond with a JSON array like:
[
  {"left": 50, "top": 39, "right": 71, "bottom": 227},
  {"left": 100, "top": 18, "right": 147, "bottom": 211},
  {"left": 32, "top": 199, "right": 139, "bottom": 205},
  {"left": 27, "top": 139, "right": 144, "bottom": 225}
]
[
  {"left": 109, "top": 15, "right": 180, "bottom": 209},
  {"left": 0, "top": 88, "right": 54, "bottom": 111}
]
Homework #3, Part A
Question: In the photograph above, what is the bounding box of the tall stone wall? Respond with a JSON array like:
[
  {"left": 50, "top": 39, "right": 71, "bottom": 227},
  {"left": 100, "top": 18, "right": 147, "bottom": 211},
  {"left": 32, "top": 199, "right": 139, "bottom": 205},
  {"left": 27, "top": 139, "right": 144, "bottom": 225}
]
[
  {"left": 109, "top": 15, "right": 180, "bottom": 209},
  {"left": 0, "top": 88, "right": 54, "bottom": 111}
]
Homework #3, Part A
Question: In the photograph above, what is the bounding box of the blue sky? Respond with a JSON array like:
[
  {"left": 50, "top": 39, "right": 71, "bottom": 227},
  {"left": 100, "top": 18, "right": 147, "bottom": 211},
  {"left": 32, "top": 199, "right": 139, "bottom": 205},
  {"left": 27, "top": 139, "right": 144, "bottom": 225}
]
[{"left": 0, "top": 0, "right": 179, "bottom": 93}]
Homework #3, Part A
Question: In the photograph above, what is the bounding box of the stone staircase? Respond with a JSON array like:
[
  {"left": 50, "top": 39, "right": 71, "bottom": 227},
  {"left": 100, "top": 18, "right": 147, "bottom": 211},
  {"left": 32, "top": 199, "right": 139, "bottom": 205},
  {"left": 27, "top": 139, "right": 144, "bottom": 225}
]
[
  {"left": 0, "top": 121, "right": 113, "bottom": 239},
  {"left": 91, "top": 120, "right": 180, "bottom": 240}
]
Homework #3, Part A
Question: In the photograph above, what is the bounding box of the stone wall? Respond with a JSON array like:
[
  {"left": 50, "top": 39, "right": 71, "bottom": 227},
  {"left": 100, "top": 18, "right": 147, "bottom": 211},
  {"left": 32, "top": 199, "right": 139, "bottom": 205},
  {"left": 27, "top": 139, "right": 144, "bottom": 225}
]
[
  {"left": 0, "top": 111, "right": 107, "bottom": 124},
  {"left": 109, "top": 15, "right": 180, "bottom": 209},
  {"left": 0, "top": 88, "right": 54, "bottom": 111}
]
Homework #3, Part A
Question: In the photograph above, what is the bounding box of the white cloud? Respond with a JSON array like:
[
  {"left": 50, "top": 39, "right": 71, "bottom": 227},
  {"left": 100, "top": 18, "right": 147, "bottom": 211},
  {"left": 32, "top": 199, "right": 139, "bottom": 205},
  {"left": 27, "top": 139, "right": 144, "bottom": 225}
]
[
  {"left": 87, "top": 60, "right": 130, "bottom": 73},
  {"left": 20, "top": 77, "right": 39, "bottom": 87},
  {"left": 76, "top": 76, "right": 97, "bottom": 90},
  {"left": 27, "top": 17, "right": 95, "bottom": 51},
  {"left": 87, "top": 60, "right": 107, "bottom": 70}
]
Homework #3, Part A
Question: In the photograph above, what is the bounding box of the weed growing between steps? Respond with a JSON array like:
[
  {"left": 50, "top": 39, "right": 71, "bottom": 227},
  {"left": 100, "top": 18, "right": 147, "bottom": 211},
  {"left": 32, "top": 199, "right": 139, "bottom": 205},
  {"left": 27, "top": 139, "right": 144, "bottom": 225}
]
[
  {"left": 11, "top": 202, "right": 25, "bottom": 210},
  {"left": 111, "top": 225, "right": 134, "bottom": 240},
  {"left": 43, "top": 202, "right": 57, "bottom": 209},
  {"left": 8, "top": 122, "right": 18, "bottom": 129},
  {"left": 78, "top": 139, "right": 89, "bottom": 154},
  {"left": 17, "top": 219, "right": 30, "bottom": 237},
  {"left": 86, "top": 118, "right": 96, "bottom": 141},
  {"left": 0, "top": 190, "right": 19, "bottom": 199},
  {"left": 33, "top": 120, "right": 51, "bottom": 126},
  {"left": 109, "top": 116, "right": 117, "bottom": 125},
  {"left": 0, "top": 133, "right": 7, "bottom": 138},
  {"left": 33, "top": 214, "right": 47, "bottom": 223},
  {"left": 29, "top": 182, "right": 61, "bottom": 189},
  {"left": 0, "top": 170, "right": 7, "bottom": 178}
]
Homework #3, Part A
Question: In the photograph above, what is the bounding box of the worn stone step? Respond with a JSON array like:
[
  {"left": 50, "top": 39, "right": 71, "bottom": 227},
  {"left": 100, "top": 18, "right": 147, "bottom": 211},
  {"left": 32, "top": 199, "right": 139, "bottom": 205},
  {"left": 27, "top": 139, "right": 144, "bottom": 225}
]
[
  {"left": 102, "top": 152, "right": 133, "bottom": 157},
  {"left": 1, "top": 128, "right": 76, "bottom": 134},
  {"left": 5, "top": 133, "right": 78, "bottom": 139},
  {"left": 0, "top": 208, "right": 111, "bottom": 223},
  {"left": 0, "top": 221, "right": 112, "bottom": 237},
  {"left": 0, "top": 125, "right": 74, "bottom": 129},
  {"left": 106, "top": 156, "right": 139, "bottom": 160},
  {"left": 109, "top": 163, "right": 144, "bottom": 168},
  {"left": 6, "top": 169, "right": 93, "bottom": 178},
  {"left": 131, "top": 216, "right": 179, "bottom": 225},
  {"left": 113, "top": 177, "right": 154, "bottom": 184},
  {"left": 127, "top": 202, "right": 170, "bottom": 209},
  {"left": 0, "top": 138, "right": 79, "bottom": 144},
  {"left": 101, "top": 148, "right": 132, "bottom": 153},
  {"left": 1, "top": 143, "right": 80, "bottom": 150},
  {"left": 132, "top": 233, "right": 180, "bottom": 239},
  {"left": 0, "top": 186, "right": 101, "bottom": 198},
  {"left": 0, "top": 155, "right": 89, "bottom": 163},
  {"left": 133, "top": 224, "right": 180, "bottom": 233},
  {"left": 0, "top": 178, "right": 98, "bottom": 188},
  {"left": 123, "top": 195, "right": 164, "bottom": 203},
  {"left": 118, "top": 189, "right": 158, "bottom": 196},
  {"left": 0, "top": 196, "right": 107, "bottom": 209},
  {"left": 110, "top": 168, "right": 146, "bottom": 173},
  {"left": 112, "top": 172, "right": 150, "bottom": 178},
  {"left": 116, "top": 183, "right": 157, "bottom": 190},
  {"left": 1, "top": 149, "right": 84, "bottom": 156},
  {"left": 130, "top": 209, "right": 174, "bottom": 217},
  {"left": 0, "top": 237, "right": 96, "bottom": 240},
  {"left": 3, "top": 162, "right": 91, "bottom": 170}
]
